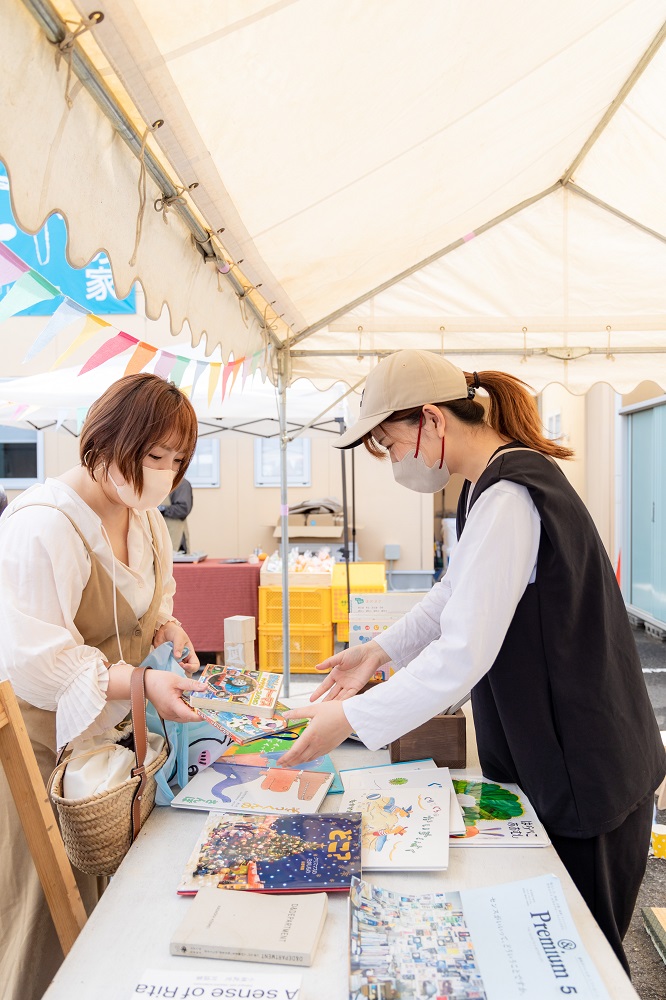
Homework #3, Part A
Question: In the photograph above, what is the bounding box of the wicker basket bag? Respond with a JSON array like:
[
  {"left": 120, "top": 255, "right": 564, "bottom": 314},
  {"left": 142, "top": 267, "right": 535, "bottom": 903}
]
[{"left": 49, "top": 667, "right": 168, "bottom": 877}]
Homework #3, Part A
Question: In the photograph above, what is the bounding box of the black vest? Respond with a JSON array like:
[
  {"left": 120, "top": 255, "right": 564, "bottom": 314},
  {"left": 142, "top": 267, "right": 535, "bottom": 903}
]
[{"left": 456, "top": 445, "right": 665, "bottom": 838}]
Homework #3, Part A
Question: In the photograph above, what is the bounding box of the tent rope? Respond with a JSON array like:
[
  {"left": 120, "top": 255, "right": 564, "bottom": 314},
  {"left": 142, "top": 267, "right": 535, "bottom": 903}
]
[
  {"left": 52, "top": 13, "right": 104, "bottom": 109},
  {"left": 154, "top": 188, "right": 187, "bottom": 224},
  {"left": 129, "top": 122, "right": 163, "bottom": 268}
]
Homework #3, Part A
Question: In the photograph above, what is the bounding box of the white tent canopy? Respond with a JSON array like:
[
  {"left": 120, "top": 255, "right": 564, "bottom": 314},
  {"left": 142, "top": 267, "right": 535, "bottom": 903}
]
[{"left": 2, "top": 1, "right": 666, "bottom": 391}]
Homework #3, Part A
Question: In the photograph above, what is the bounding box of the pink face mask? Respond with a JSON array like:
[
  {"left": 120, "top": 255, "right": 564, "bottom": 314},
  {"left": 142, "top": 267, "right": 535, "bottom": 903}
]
[{"left": 108, "top": 467, "right": 174, "bottom": 511}]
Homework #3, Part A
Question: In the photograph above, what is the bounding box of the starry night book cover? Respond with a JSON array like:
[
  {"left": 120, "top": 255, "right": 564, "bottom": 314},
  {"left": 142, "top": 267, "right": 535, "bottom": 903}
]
[{"left": 177, "top": 812, "right": 362, "bottom": 895}]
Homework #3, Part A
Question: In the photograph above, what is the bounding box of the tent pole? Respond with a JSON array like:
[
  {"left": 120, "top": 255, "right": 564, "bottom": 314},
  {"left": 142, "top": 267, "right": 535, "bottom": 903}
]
[
  {"left": 277, "top": 354, "right": 290, "bottom": 697},
  {"left": 335, "top": 419, "right": 351, "bottom": 644},
  {"left": 351, "top": 448, "right": 357, "bottom": 562}
]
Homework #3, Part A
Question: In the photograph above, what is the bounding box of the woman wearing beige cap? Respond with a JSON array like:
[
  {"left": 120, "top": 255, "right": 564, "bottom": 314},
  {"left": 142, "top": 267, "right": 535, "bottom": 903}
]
[{"left": 280, "top": 349, "right": 665, "bottom": 974}]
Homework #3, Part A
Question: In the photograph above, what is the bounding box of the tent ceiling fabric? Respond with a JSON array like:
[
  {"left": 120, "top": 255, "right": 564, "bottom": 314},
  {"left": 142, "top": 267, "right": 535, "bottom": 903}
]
[{"left": 1, "top": 0, "right": 666, "bottom": 394}]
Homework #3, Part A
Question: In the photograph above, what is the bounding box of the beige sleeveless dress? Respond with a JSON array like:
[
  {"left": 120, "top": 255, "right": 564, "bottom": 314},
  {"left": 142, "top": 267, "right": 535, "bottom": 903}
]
[{"left": 0, "top": 505, "right": 163, "bottom": 1000}]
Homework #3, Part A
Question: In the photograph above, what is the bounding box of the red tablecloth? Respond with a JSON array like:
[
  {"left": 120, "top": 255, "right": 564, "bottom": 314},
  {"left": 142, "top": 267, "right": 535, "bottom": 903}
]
[{"left": 172, "top": 561, "right": 261, "bottom": 653}]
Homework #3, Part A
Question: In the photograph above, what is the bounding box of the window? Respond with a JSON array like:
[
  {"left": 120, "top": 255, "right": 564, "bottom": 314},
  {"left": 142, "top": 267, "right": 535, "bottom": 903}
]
[
  {"left": 186, "top": 437, "right": 220, "bottom": 488},
  {"left": 254, "top": 437, "right": 311, "bottom": 488},
  {"left": 546, "top": 412, "right": 562, "bottom": 441},
  {"left": 0, "top": 426, "right": 44, "bottom": 488}
]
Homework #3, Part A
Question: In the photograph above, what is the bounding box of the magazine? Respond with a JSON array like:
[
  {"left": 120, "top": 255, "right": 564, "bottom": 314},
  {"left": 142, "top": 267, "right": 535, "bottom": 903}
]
[
  {"left": 340, "top": 759, "right": 465, "bottom": 835},
  {"left": 178, "top": 811, "right": 362, "bottom": 894},
  {"left": 349, "top": 874, "right": 610, "bottom": 999},
  {"left": 449, "top": 770, "right": 550, "bottom": 847},
  {"left": 339, "top": 784, "right": 449, "bottom": 870},
  {"left": 171, "top": 757, "right": 334, "bottom": 815},
  {"left": 222, "top": 742, "right": 343, "bottom": 793},
  {"left": 189, "top": 665, "right": 282, "bottom": 718},
  {"left": 190, "top": 700, "right": 307, "bottom": 745},
  {"left": 129, "top": 968, "right": 301, "bottom": 999}
]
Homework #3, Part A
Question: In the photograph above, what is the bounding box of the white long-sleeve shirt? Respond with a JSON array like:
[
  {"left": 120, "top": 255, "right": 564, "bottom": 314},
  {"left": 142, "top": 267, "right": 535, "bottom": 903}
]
[
  {"left": 0, "top": 479, "right": 176, "bottom": 747},
  {"left": 342, "top": 480, "right": 541, "bottom": 750}
]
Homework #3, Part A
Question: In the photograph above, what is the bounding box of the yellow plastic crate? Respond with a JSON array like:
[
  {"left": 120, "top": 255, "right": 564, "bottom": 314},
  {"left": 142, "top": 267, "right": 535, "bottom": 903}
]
[
  {"left": 259, "top": 586, "right": 332, "bottom": 628},
  {"left": 336, "top": 620, "right": 349, "bottom": 643},
  {"left": 331, "top": 562, "right": 387, "bottom": 621},
  {"left": 258, "top": 625, "right": 334, "bottom": 673}
]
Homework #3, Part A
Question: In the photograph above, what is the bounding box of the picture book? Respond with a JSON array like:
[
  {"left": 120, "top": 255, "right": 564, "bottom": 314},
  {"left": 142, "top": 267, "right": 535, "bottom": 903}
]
[
  {"left": 177, "top": 811, "right": 362, "bottom": 894},
  {"left": 340, "top": 759, "right": 465, "bottom": 836},
  {"left": 339, "top": 784, "right": 449, "bottom": 870},
  {"left": 222, "top": 742, "right": 343, "bottom": 794},
  {"left": 170, "top": 886, "right": 327, "bottom": 966},
  {"left": 642, "top": 907, "right": 666, "bottom": 965},
  {"left": 449, "top": 770, "right": 550, "bottom": 847},
  {"left": 189, "top": 665, "right": 282, "bottom": 718},
  {"left": 171, "top": 757, "right": 334, "bottom": 815},
  {"left": 350, "top": 874, "right": 610, "bottom": 999},
  {"left": 190, "top": 700, "right": 307, "bottom": 745},
  {"left": 129, "top": 968, "right": 301, "bottom": 1000}
]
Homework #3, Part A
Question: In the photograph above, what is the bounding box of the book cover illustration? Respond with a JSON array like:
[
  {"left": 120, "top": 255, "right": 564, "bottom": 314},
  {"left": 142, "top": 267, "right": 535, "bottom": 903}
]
[
  {"left": 190, "top": 665, "right": 282, "bottom": 718},
  {"left": 178, "top": 811, "right": 362, "bottom": 894},
  {"left": 449, "top": 771, "right": 550, "bottom": 847},
  {"left": 340, "top": 759, "right": 465, "bottom": 835},
  {"left": 191, "top": 700, "right": 307, "bottom": 745},
  {"left": 350, "top": 874, "right": 610, "bottom": 1000},
  {"left": 222, "top": 742, "right": 343, "bottom": 794},
  {"left": 340, "top": 785, "right": 449, "bottom": 870},
  {"left": 171, "top": 758, "right": 333, "bottom": 815}
]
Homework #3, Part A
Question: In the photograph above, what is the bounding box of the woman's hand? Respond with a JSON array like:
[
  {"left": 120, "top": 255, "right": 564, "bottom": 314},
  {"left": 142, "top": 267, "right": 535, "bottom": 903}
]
[
  {"left": 308, "top": 640, "right": 390, "bottom": 702},
  {"left": 143, "top": 668, "right": 207, "bottom": 723},
  {"left": 277, "top": 701, "right": 354, "bottom": 768},
  {"left": 153, "top": 620, "right": 199, "bottom": 674}
]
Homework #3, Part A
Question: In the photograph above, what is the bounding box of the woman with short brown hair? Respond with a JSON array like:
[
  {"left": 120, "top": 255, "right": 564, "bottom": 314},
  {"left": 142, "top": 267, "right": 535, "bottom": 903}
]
[{"left": 0, "top": 373, "right": 208, "bottom": 1000}]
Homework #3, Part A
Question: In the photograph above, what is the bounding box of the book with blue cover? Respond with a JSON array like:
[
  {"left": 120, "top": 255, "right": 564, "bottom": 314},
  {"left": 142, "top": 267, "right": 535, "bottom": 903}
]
[
  {"left": 190, "top": 700, "right": 307, "bottom": 745},
  {"left": 222, "top": 741, "right": 343, "bottom": 794},
  {"left": 177, "top": 811, "right": 362, "bottom": 894}
]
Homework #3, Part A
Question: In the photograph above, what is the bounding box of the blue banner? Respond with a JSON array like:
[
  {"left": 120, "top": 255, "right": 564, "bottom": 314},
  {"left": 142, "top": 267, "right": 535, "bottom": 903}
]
[{"left": 0, "top": 163, "right": 135, "bottom": 316}]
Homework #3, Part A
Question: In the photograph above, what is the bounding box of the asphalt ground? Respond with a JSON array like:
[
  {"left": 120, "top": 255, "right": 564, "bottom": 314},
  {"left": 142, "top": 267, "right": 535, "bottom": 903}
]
[{"left": 624, "top": 628, "right": 666, "bottom": 998}]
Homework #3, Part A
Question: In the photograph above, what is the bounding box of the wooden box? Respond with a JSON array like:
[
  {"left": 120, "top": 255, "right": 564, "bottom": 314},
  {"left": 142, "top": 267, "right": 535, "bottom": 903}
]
[{"left": 389, "top": 709, "right": 466, "bottom": 769}]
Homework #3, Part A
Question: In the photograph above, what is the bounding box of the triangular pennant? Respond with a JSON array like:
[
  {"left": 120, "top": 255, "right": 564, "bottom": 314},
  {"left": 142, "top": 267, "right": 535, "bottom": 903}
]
[
  {"left": 124, "top": 341, "right": 157, "bottom": 376},
  {"left": 220, "top": 362, "right": 234, "bottom": 402},
  {"left": 0, "top": 242, "right": 30, "bottom": 286},
  {"left": 55, "top": 407, "right": 68, "bottom": 431},
  {"left": 153, "top": 350, "right": 177, "bottom": 380},
  {"left": 169, "top": 356, "right": 190, "bottom": 387},
  {"left": 250, "top": 349, "right": 263, "bottom": 376},
  {"left": 0, "top": 270, "right": 60, "bottom": 323},
  {"left": 230, "top": 359, "right": 243, "bottom": 393},
  {"left": 23, "top": 297, "right": 90, "bottom": 363},
  {"left": 76, "top": 406, "right": 88, "bottom": 434},
  {"left": 242, "top": 355, "right": 253, "bottom": 388},
  {"left": 191, "top": 360, "right": 208, "bottom": 398},
  {"left": 207, "top": 363, "right": 222, "bottom": 405},
  {"left": 52, "top": 314, "right": 111, "bottom": 369},
  {"left": 10, "top": 403, "right": 30, "bottom": 421},
  {"left": 79, "top": 331, "right": 138, "bottom": 375}
]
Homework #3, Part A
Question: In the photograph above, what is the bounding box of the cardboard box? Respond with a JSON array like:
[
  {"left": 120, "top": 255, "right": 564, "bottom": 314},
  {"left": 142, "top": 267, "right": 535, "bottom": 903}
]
[
  {"left": 224, "top": 640, "right": 256, "bottom": 668},
  {"left": 348, "top": 592, "right": 424, "bottom": 617},
  {"left": 389, "top": 710, "right": 466, "bottom": 769},
  {"left": 224, "top": 615, "right": 256, "bottom": 643}
]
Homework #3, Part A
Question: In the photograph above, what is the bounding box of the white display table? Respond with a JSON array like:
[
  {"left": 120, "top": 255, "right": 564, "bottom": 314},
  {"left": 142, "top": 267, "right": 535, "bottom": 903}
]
[{"left": 43, "top": 742, "right": 639, "bottom": 999}]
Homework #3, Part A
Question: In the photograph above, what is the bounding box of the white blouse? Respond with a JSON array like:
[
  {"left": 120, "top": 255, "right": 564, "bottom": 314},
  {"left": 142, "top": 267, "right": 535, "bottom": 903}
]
[
  {"left": 342, "top": 480, "right": 542, "bottom": 750},
  {"left": 0, "top": 479, "right": 176, "bottom": 748}
]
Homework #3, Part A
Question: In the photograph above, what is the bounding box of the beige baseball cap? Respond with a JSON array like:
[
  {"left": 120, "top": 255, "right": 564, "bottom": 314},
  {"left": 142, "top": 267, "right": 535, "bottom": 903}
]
[{"left": 335, "top": 349, "right": 469, "bottom": 449}]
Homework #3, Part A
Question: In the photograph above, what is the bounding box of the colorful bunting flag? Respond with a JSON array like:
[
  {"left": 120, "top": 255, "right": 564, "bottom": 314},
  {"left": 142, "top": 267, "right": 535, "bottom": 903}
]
[
  {"left": 0, "top": 242, "right": 30, "bottom": 285},
  {"left": 221, "top": 362, "right": 234, "bottom": 402},
  {"left": 191, "top": 360, "right": 208, "bottom": 398},
  {"left": 23, "top": 297, "right": 90, "bottom": 363},
  {"left": 169, "top": 355, "right": 190, "bottom": 387},
  {"left": 250, "top": 349, "right": 263, "bottom": 377},
  {"left": 230, "top": 359, "right": 243, "bottom": 393},
  {"left": 153, "top": 350, "right": 177, "bottom": 380},
  {"left": 79, "top": 331, "right": 138, "bottom": 375},
  {"left": 207, "top": 363, "right": 221, "bottom": 405},
  {"left": 52, "top": 314, "right": 111, "bottom": 369},
  {"left": 124, "top": 341, "right": 157, "bottom": 376},
  {"left": 76, "top": 406, "right": 88, "bottom": 434},
  {"left": 242, "top": 355, "right": 253, "bottom": 388},
  {"left": 0, "top": 269, "right": 60, "bottom": 323}
]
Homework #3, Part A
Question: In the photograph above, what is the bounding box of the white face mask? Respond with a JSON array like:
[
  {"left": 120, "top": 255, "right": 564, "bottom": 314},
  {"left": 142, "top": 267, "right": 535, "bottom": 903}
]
[
  {"left": 390, "top": 413, "right": 451, "bottom": 493},
  {"left": 108, "top": 466, "right": 174, "bottom": 511},
  {"left": 392, "top": 449, "right": 451, "bottom": 493}
]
